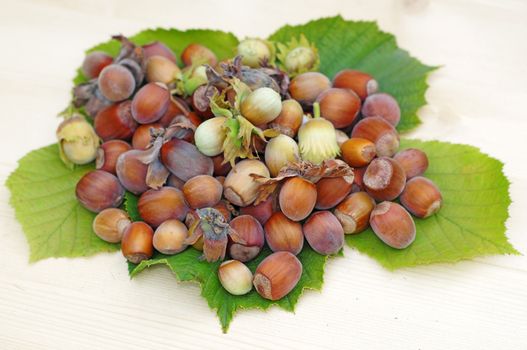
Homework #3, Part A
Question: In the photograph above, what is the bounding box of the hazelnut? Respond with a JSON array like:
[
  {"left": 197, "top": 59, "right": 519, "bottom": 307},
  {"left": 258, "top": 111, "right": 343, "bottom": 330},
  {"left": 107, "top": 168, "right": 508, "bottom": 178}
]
[
  {"left": 153, "top": 219, "right": 189, "bottom": 255},
  {"left": 369, "top": 202, "right": 416, "bottom": 249},
  {"left": 303, "top": 211, "right": 344, "bottom": 255},
  {"left": 253, "top": 251, "right": 303, "bottom": 301},
  {"left": 228, "top": 215, "right": 265, "bottom": 262},
  {"left": 315, "top": 176, "right": 354, "bottom": 210},
  {"left": 279, "top": 177, "right": 317, "bottom": 221},
  {"left": 218, "top": 260, "right": 253, "bottom": 296},
  {"left": 92, "top": 208, "right": 131, "bottom": 243},
  {"left": 264, "top": 212, "right": 304, "bottom": 255},
  {"left": 334, "top": 192, "right": 375, "bottom": 234},
  {"left": 363, "top": 157, "right": 406, "bottom": 201},
  {"left": 121, "top": 222, "right": 154, "bottom": 264},
  {"left": 182, "top": 175, "right": 223, "bottom": 209},
  {"left": 400, "top": 177, "right": 442, "bottom": 218},
  {"left": 393, "top": 148, "right": 429, "bottom": 179}
]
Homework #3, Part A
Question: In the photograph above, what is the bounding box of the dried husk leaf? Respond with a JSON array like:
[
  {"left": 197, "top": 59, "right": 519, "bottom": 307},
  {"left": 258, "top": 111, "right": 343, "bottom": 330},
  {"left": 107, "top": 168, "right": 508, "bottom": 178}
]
[{"left": 251, "top": 159, "right": 354, "bottom": 204}]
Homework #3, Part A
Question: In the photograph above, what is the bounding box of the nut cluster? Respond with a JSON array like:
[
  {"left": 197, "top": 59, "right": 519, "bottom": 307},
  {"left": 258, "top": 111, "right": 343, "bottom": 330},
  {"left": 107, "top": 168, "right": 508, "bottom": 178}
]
[{"left": 62, "top": 35, "right": 442, "bottom": 301}]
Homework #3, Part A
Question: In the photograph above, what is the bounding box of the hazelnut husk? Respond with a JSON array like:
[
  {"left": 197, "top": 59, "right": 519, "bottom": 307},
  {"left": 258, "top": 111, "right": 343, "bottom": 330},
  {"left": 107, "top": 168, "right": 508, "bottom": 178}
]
[
  {"left": 131, "top": 123, "right": 164, "bottom": 150},
  {"left": 191, "top": 85, "right": 217, "bottom": 119}
]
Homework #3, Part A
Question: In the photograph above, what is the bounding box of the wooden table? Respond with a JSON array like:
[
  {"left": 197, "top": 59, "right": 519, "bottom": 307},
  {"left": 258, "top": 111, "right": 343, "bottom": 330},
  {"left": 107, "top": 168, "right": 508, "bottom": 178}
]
[{"left": 1, "top": 0, "right": 526, "bottom": 348}]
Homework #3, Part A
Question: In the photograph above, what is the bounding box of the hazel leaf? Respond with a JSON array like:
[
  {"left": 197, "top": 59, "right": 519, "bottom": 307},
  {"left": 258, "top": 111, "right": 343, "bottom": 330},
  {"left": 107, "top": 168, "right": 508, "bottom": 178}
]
[
  {"left": 346, "top": 139, "right": 519, "bottom": 269},
  {"left": 128, "top": 246, "right": 327, "bottom": 333},
  {"left": 5, "top": 144, "right": 119, "bottom": 262},
  {"left": 269, "top": 15, "right": 438, "bottom": 132},
  {"left": 123, "top": 192, "right": 141, "bottom": 222}
]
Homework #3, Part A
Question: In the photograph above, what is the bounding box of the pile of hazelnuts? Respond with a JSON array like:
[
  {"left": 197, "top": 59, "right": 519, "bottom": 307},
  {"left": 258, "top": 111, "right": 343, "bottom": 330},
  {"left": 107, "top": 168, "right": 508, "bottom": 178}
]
[{"left": 61, "top": 35, "right": 442, "bottom": 301}]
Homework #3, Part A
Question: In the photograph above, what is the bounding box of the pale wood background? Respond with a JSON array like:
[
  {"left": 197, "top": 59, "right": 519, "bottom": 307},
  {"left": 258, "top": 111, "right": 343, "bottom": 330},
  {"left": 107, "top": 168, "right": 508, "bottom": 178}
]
[{"left": 1, "top": 0, "right": 526, "bottom": 349}]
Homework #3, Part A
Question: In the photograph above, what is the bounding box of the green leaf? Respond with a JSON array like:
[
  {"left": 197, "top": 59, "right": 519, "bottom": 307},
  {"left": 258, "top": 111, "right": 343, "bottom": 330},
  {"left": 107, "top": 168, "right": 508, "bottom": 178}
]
[
  {"left": 5, "top": 144, "right": 119, "bottom": 262},
  {"left": 74, "top": 28, "right": 239, "bottom": 85},
  {"left": 269, "top": 15, "right": 437, "bottom": 132},
  {"left": 346, "top": 139, "right": 519, "bottom": 269},
  {"left": 128, "top": 246, "right": 327, "bottom": 332},
  {"left": 123, "top": 192, "right": 141, "bottom": 221}
]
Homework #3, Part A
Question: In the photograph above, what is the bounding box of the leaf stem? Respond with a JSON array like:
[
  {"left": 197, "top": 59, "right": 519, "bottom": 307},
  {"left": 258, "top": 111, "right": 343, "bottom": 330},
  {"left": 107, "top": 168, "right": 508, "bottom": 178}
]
[{"left": 313, "top": 102, "right": 320, "bottom": 118}]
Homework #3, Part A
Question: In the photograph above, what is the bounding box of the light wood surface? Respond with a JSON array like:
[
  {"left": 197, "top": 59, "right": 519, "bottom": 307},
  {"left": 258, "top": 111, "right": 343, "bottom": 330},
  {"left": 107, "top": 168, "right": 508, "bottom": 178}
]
[{"left": 1, "top": 0, "right": 527, "bottom": 349}]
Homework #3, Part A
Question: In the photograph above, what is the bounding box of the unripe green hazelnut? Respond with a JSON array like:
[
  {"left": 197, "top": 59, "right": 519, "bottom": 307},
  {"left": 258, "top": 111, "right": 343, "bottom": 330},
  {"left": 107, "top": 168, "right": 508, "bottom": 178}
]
[
  {"left": 285, "top": 47, "right": 317, "bottom": 74},
  {"left": 240, "top": 87, "right": 282, "bottom": 125},
  {"left": 265, "top": 134, "right": 299, "bottom": 177},
  {"left": 57, "top": 116, "right": 100, "bottom": 165},
  {"left": 237, "top": 38, "right": 273, "bottom": 68},
  {"left": 276, "top": 35, "right": 319, "bottom": 77}
]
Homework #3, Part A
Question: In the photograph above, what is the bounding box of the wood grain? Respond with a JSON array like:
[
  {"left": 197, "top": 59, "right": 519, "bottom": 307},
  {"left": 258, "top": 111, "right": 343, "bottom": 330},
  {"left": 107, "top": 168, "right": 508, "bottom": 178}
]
[{"left": 1, "top": 0, "right": 526, "bottom": 349}]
